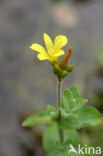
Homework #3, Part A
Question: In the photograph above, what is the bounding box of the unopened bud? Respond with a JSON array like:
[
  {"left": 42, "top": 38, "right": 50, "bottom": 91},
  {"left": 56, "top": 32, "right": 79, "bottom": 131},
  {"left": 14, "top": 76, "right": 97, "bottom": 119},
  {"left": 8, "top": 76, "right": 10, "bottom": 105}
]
[
  {"left": 53, "top": 64, "right": 62, "bottom": 80},
  {"left": 61, "top": 70, "right": 68, "bottom": 78},
  {"left": 60, "top": 47, "right": 72, "bottom": 70},
  {"left": 66, "top": 64, "right": 74, "bottom": 72}
]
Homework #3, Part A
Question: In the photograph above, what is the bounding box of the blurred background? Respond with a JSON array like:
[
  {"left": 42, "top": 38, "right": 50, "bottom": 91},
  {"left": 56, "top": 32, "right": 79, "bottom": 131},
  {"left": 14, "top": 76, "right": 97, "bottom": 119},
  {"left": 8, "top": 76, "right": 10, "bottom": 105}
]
[{"left": 0, "top": 0, "right": 103, "bottom": 155}]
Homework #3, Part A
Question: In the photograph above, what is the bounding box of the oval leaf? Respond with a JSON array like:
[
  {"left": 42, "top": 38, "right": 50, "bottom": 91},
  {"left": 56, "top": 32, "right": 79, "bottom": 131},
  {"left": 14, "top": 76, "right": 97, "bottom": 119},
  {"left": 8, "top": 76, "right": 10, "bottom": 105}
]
[
  {"left": 22, "top": 111, "right": 54, "bottom": 127},
  {"left": 59, "top": 106, "right": 101, "bottom": 129}
]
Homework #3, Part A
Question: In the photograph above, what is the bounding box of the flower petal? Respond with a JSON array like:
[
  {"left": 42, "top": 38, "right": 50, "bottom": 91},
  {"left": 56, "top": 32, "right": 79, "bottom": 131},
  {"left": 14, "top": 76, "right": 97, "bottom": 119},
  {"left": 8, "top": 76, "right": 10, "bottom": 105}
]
[
  {"left": 54, "top": 35, "right": 68, "bottom": 51},
  {"left": 53, "top": 50, "right": 65, "bottom": 57},
  {"left": 43, "top": 33, "right": 53, "bottom": 51},
  {"left": 30, "top": 43, "right": 47, "bottom": 54},
  {"left": 37, "top": 54, "right": 48, "bottom": 60}
]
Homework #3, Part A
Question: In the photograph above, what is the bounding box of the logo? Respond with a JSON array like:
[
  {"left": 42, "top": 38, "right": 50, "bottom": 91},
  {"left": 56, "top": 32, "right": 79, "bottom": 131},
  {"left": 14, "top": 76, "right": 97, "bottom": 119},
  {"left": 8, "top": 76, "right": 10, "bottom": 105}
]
[{"left": 69, "top": 144, "right": 101, "bottom": 155}]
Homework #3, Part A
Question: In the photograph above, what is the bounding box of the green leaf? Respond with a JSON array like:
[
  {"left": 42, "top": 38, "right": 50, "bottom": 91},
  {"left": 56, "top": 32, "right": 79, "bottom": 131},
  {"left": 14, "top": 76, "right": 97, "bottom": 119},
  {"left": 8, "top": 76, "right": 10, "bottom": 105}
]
[
  {"left": 61, "top": 86, "right": 88, "bottom": 114},
  {"left": 64, "top": 129, "right": 80, "bottom": 146},
  {"left": 47, "top": 143, "right": 69, "bottom": 156},
  {"left": 22, "top": 111, "right": 53, "bottom": 127},
  {"left": 43, "top": 123, "right": 80, "bottom": 152},
  {"left": 22, "top": 105, "right": 59, "bottom": 127},
  {"left": 43, "top": 123, "right": 60, "bottom": 152},
  {"left": 47, "top": 142, "right": 84, "bottom": 156},
  {"left": 59, "top": 106, "right": 101, "bottom": 129}
]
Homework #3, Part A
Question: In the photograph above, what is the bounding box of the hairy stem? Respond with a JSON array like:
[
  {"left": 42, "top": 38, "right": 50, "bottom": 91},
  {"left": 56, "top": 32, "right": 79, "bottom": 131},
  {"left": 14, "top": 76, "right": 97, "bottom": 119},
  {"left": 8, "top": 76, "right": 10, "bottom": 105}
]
[{"left": 57, "top": 80, "right": 64, "bottom": 142}]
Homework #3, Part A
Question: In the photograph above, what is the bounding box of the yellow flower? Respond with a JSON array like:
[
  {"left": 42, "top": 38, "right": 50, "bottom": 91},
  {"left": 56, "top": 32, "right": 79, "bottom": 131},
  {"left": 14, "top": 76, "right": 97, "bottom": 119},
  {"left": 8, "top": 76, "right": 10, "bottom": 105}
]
[{"left": 30, "top": 33, "right": 68, "bottom": 63}]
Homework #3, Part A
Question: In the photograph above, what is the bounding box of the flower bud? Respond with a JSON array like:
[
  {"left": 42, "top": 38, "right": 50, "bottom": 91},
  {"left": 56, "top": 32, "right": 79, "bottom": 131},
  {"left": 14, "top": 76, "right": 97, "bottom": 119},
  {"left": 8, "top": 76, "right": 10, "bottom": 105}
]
[
  {"left": 60, "top": 46, "right": 72, "bottom": 70},
  {"left": 61, "top": 70, "right": 68, "bottom": 78},
  {"left": 53, "top": 64, "right": 62, "bottom": 80},
  {"left": 66, "top": 64, "right": 74, "bottom": 72}
]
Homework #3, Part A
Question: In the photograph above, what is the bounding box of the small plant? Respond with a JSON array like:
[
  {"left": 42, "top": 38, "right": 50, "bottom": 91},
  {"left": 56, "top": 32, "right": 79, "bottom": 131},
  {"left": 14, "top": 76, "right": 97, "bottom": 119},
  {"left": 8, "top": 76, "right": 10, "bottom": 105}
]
[{"left": 22, "top": 34, "right": 101, "bottom": 156}]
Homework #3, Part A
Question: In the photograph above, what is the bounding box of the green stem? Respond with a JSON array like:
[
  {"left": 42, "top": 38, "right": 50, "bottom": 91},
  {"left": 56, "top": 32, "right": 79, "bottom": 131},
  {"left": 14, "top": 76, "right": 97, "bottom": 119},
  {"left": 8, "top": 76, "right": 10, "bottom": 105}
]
[
  {"left": 57, "top": 80, "right": 64, "bottom": 142},
  {"left": 57, "top": 80, "right": 61, "bottom": 109}
]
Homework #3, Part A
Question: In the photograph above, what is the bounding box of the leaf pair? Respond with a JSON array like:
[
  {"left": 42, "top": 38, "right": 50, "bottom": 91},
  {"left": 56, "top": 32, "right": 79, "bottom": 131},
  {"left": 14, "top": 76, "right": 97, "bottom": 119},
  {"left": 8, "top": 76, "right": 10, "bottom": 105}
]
[{"left": 22, "top": 86, "right": 101, "bottom": 129}]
